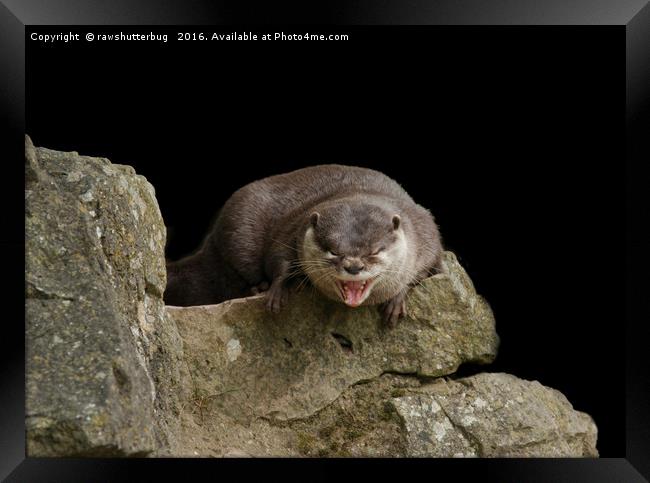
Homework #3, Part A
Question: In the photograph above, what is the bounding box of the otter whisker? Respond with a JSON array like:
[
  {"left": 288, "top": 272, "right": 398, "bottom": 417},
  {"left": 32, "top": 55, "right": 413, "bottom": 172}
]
[
  {"left": 308, "top": 270, "right": 337, "bottom": 289},
  {"left": 296, "top": 262, "right": 330, "bottom": 270},
  {"left": 269, "top": 238, "right": 299, "bottom": 253},
  {"left": 300, "top": 269, "right": 324, "bottom": 292},
  {"left": 379, "top": 268, "right": 428, "bottom": 290}
]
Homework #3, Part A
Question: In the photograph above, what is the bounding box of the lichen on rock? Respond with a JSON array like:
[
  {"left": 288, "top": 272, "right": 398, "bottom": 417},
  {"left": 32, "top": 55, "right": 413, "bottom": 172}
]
[
  {"left": 392, "top": 373, "right": 598, "bottom": 457},
  {"left": 165, "top": 249, "right": 500, "bottom": 426},
  {"left": 25, "top": 136, "right": 183, "bottom": 456}
]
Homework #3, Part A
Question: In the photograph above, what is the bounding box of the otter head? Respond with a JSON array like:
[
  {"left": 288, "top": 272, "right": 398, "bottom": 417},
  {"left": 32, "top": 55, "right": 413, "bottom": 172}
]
[{"left": 299, "top": 201, "right": 409, "bottom": 307}]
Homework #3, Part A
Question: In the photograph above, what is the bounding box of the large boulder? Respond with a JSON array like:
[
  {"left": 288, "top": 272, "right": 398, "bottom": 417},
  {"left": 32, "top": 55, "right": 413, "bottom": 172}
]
[
  {"left": 163, "top": 288, "right": 595, "bottom": 458},
  {"left": 25, "top": 139, "right": 598, "bottom": 457},
  {"left": 165, "top": 250, "right": 499, "bottom": 424},
  {"left": 155, "top": 369, "right": 598, "bottom": 458},
  {"left": 25, "top": 136, "right": 184, "bottom": 456}
]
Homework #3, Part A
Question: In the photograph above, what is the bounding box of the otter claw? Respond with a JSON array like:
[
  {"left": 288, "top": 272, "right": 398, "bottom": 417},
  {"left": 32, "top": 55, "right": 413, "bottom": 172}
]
[
  {"left": 383, "top": 294, "right": 407, "bottom": 328},
  {"left": 266, "top": 285, "right": 289, "bottom": 313}
]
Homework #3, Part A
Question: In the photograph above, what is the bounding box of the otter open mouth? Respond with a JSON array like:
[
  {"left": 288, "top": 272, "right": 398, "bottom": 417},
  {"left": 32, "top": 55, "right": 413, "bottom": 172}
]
[{"left": 335, "top": 278, "right": 375, "bottom": 307}]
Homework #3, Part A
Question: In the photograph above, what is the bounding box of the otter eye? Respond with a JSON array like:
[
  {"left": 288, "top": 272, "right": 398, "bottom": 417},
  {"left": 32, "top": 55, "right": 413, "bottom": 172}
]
[
  {"left": 371, "top": 247, "right": 385, "bottom": 256},
  {"left": 327, "top": 250, "right": 340, "bottom": 257}
]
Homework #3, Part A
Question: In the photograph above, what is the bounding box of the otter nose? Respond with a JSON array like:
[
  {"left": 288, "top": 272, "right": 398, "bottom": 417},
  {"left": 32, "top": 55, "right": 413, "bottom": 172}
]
[{"left": 344, "top": 264, "right": 364, "bottom": 275}]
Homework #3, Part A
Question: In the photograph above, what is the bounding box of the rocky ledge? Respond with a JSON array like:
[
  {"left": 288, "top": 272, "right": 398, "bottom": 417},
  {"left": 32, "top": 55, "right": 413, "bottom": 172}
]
[{"left": 25, "top": 137, "right": 598, "bottom": 457}]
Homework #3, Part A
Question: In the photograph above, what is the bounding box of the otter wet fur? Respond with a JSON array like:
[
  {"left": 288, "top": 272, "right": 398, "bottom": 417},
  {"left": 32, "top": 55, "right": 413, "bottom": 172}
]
[{"left": 164, "top": 164, "right": 443, "bottom": 326}]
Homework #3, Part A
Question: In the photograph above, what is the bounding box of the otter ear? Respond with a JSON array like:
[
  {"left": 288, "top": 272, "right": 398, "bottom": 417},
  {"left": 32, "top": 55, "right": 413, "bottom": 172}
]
[
  {"left": 392, "top": 215, "right": 401, "bottom": 230},
  {"left": 310, "top": 212, "right": 320, "bottom": 227}
]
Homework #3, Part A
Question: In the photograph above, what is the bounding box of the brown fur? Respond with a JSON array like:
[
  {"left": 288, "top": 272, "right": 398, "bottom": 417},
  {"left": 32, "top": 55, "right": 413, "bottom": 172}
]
[{"left": 164, "top": 164, "right": 443, "bottom": 325}]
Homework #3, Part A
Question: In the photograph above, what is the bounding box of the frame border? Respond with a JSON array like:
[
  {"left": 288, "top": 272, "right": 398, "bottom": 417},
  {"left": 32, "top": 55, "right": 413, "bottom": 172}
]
[{"left": 2, "top": 1, "right": 648, "bottom": 481}]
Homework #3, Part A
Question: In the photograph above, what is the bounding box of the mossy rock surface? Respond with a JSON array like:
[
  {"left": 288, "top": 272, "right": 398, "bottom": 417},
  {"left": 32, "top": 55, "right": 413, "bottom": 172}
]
[
  {"left": 25, "top": 136, "right": 183, "bottom": 456},
  {"left": 166, "top": 250, "right": 499, "bottom": 424}
]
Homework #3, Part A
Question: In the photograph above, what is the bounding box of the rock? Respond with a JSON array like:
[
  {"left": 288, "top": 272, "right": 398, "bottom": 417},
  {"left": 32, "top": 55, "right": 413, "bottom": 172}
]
[
  {"left": 165, "top": 250, "right": 499, "bottom": 425},
  {"left": 160, "top": 370, "right": 598, "bottom": 458},
  {"left": 25, "top": 139, "right": 597, "bottom": 458},
  {"left": 392, "top": 373, "right": 598, "bottom": 457},
  {"left": 159, "top": 249, "right": 595, "bottom": 457},
  {"left": 25, "top": 135, "right": 41, "bottom": 183},
  {"left": 25, "top": 137, "right": 184, "bottom": 456}
]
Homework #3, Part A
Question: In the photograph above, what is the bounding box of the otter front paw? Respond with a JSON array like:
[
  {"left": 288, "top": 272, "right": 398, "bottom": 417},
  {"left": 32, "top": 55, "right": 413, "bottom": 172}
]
[
  {"left": 266, "top": 284, "right": 289, "bottom": 313},
  {"left": 382, "top": 292, "right": 408, "bottom": 327}
]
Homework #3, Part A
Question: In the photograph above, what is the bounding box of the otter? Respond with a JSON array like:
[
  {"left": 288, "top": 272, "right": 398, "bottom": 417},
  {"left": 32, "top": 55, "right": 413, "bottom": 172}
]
[{"left": 164, "top": 164, "right": 443, "bottom": 326}]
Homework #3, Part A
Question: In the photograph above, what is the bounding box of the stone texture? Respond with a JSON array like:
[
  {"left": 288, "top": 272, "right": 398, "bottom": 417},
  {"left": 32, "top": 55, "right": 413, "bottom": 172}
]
[
  {"left": 25, "top": 139, "right": 598, "bottom": 458},
  {"left": 161, "top": 370, "right": 598, "bottom": 458},
  {"left": 392, "top": 373, "right": 598, "bottom": 457},
  {"left": 25, "top": 136, "right": 184, "bottom": 456},
  {"left": 165, "top": 250, "right": 499, "bottom": 425}
]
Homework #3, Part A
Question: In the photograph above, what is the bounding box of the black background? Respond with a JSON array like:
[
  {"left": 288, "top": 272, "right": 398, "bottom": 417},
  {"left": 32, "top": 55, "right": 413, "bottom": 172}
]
[{"left": 26, "top": 26, "right": 624, "bottom": 456}]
